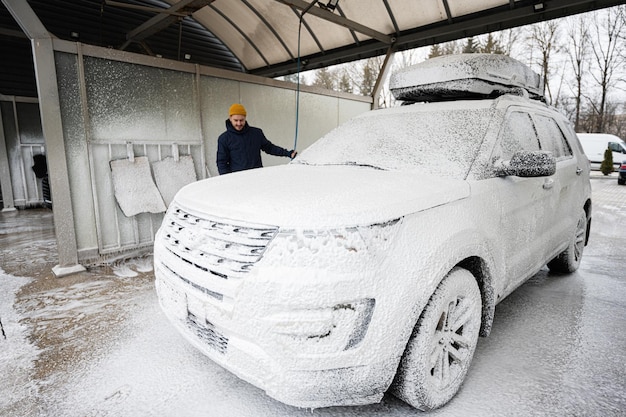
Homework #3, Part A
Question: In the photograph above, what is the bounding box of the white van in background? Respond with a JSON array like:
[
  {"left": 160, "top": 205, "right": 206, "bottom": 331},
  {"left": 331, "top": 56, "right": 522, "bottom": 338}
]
[{"left": 577, "top": 133, "right": 626, "bottom": 170}]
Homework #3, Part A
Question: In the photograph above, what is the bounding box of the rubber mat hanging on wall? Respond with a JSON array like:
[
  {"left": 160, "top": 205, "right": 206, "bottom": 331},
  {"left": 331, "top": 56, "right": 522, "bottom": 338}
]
[
  {"left": 109, "top": 146, "right": 166, "bottom": 217},
  {"left": 151, "top": 145, "right": 197, "bottom": 206}
]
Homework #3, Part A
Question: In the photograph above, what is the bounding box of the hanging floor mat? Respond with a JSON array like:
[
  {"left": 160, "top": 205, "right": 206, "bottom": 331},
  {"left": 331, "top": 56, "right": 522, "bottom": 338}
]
[
  {"left": 110, "top": 156, "right": 166, "bottom": 217},
  {"left": 152, "top": 155, "right": 198, "bottom": 207}
]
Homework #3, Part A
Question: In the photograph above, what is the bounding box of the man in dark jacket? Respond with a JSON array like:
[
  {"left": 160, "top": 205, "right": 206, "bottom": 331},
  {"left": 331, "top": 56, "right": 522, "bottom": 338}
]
[{"left": 216, "top": 103, "right": 296, "bottom": 175}]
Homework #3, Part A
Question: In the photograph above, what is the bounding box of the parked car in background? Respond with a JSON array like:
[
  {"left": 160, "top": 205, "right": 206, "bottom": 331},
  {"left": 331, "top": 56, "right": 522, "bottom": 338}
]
[
  {"left": 619, "top": 160, "right": 626, "bottom": 185},
  {"left": 577, "top": 133, "right": 626, "bottom": 170},
  {"left": 153, "top": 54, "right": 592, "bottom": 411}
]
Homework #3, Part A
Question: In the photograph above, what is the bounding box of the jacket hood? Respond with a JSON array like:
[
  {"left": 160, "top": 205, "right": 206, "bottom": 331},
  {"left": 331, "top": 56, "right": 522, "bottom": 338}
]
[{"left": 174, "top": 164, "right": 470, "bottom": 229}]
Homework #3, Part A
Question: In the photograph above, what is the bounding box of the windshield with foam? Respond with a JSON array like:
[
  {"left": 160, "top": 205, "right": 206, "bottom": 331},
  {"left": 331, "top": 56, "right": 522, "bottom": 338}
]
[{"left": 296, "top": 104, "right": 494, "bottom": 179}]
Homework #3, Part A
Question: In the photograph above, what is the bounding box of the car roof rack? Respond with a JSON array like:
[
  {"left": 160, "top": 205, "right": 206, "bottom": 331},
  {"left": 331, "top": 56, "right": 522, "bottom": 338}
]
[{"left": 390, "top": 54, "right": 545, "bottom": 103}]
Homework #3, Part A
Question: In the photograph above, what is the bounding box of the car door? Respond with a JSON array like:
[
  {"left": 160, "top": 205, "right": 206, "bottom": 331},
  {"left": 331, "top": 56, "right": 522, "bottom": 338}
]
[
  {"left": 532, "top": 113, "right": 580, "bottom": 253},
  {"left": 488, "top": 109, "right": 555, "bottom": 293}
]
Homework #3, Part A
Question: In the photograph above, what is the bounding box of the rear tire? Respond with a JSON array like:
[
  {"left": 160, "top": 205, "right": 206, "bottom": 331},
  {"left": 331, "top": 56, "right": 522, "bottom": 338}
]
[
  {"left": 618, "top": 178, "right": 625, "bottom": 185},
  {"left": 391, "top": 268, "right": 481, "bottom": 410},
  {"left": 547, "top": 210, "right": 587, "bottom": 273}
]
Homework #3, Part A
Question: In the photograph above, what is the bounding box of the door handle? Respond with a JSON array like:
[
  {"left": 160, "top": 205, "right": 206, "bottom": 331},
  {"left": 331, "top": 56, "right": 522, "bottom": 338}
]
[
  {"left": 576, "top": 167, "right": 583, "bottom": 175},
  {"left": 543, "top": 179, "right": 554, "bottom": 189}
]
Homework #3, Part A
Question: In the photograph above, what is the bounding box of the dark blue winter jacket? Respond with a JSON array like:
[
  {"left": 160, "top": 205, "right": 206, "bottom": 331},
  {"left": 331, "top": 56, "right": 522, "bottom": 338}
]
[{"left": 216, "top": 120, "right": 292, "bottom": 175}]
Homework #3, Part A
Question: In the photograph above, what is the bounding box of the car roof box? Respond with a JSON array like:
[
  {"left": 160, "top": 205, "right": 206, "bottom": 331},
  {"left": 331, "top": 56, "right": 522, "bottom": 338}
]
[{"left": 390, "top": 54, "right": 544, "bottom": 102}]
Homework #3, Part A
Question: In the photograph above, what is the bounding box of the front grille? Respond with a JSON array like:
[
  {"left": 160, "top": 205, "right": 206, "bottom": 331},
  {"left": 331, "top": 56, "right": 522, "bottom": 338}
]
[
  {"left": 187, "top": 312, "right": 229, "bottom": 354},
  {"left": 161, "top": 206, "right": 278, "bottom": 279},
  {"left": 161, "top": 262, "right": 223, "bottom": 301}
]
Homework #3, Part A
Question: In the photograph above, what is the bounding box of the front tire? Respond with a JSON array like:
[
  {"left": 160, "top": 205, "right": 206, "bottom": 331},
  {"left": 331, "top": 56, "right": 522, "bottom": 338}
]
[
  {"left": 391, "top": 268, "right": 481, "bottom": 410},
  {"left": 547, "top": 210, "right": 587, "bottom": 273}
]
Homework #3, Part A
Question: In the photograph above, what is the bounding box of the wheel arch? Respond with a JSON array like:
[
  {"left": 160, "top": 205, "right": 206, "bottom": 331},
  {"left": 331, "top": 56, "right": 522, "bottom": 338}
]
[
  {"left": 457, "top": 256, "right": 496, "bottom": 337},
  {"left": 388, "top": 225, "right": 500, "bottom": 374},
  {"left": 584, "top": 198, "right": 592, "bottom": 246}
]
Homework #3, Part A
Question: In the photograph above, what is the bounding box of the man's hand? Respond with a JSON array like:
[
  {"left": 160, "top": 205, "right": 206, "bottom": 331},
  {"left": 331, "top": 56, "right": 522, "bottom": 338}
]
[{"left": 290, "top": 150, "right": 298, "bottom": 159}]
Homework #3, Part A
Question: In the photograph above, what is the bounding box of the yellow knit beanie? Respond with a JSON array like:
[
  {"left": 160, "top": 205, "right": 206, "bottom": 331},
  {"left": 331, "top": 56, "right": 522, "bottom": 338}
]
[{"left": 229, "top": 103, "right": 247, "bottom": 116}]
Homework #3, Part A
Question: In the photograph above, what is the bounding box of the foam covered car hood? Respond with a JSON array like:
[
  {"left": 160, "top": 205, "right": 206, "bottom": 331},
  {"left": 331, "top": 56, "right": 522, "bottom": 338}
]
[{"left": 174, "top": 164, "right": 470, "bottom": 229}]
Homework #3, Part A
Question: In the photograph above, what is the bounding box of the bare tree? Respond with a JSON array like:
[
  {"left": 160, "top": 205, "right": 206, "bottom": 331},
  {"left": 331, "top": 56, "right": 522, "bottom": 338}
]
[
  {"left": 566, "top": 15, "right": 591, "bottom": 131},
  {"left": 395, "top": 48, "right": 424, "bottom": 69},
  {"left": 498, "top": 28, "right": 521, "bottom": 57},
  {"left": 587, "top": 6, "right": 626, "bottom": 132},
  {"left": 443, "top": 40, "right": 461, "bottom": 55},
  {"left": 527, "top": 20, "right": 562, "bottom": 105}
]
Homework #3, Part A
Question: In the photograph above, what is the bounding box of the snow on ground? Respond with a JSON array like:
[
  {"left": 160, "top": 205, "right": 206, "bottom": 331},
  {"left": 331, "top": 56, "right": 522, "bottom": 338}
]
[
  {"left": 0, "top": 271, "right": 38, "bottom": 414},
  {"left": 1, "top": 180, "right": 625, "bottom": 416}
]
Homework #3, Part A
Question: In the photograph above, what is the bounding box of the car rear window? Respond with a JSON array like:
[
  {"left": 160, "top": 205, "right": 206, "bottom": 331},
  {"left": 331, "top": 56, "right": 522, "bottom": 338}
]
[{"left": 297, "top": 104, "right": 493, "bottom": 179}]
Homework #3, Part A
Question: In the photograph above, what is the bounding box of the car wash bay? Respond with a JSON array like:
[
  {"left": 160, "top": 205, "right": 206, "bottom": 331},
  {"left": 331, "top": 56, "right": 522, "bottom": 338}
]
[
  {"left": 1, "top": 176, "right": 625, "bottom": 416},
  {"left": 2, "top": 0, "right": 624, "bottom": 278}
]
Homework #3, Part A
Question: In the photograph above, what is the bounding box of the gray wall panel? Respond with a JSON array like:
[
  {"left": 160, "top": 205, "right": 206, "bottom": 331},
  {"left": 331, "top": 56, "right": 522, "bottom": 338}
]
[{"left": 51, "top": 42, "right": 369, "bottom": 265}]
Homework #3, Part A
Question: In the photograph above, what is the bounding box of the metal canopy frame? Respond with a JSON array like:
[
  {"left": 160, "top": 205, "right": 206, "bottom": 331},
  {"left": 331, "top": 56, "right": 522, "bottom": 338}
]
[
  {"left": 278, "top": 0, "right": 394, "bottom": 44},
  {"left": 1, "top": 0, "right": 623, "bottom": 98},
  {"left": 4, "top": 0, "right": 623, "bottom": 77},
  {"left": 121, "top": 0, "right": 215, "bottom": 48},
  {"left": 252, "top": 0, "right": 626, "bottom": 77}
]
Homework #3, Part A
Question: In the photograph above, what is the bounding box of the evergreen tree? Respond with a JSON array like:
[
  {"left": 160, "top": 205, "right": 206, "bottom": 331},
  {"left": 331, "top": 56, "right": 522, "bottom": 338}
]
[
  {"left": 462, "top": 37, "right": 479, "bottom": 53},
  {"left": 600, "top": 147, "right": 614, "bottom": 175},
  {"left": 428, "top": 44, "right": 443, "bottom": 58},
  {"left": 480, "top": 33, "right": 506, "bottom": 54},
  {"left": 312, "top": 67, "right": 336, "bottom": 90},
  {"left": 338, "top": 70, "right": 353, "bottom": 93},
  {"left": 360, "top": 59, "right": 378, "bottom": 96}
]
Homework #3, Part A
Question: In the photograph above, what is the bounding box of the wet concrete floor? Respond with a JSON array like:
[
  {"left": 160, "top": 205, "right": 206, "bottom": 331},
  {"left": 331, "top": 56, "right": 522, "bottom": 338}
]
[
  {"left": 0, "top": 207, "right": 154, "bottom": 415},
  {"left": 1, "top": 176, "right": 625, "bottom": 416}
]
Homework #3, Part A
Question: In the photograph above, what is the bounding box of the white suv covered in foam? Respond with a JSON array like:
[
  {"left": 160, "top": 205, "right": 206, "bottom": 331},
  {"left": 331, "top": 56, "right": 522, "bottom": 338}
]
[{"left": 154, "top": 54, "right": 592, "bottom": 410}]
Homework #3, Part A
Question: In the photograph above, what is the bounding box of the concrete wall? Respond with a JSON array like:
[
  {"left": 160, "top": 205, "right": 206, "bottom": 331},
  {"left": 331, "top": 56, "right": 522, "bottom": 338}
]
[{"left": 49, "top": 40, "right": 371, "bottom": 265}]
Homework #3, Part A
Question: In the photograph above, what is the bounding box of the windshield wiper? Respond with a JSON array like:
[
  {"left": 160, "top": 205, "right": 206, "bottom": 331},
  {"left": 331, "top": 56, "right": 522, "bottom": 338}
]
[
  {"left": 343, "top": 161, "right": 385, "bottom": 170},
  {"left": 291, "top": 160, "right": 385, "bottom": 170}
]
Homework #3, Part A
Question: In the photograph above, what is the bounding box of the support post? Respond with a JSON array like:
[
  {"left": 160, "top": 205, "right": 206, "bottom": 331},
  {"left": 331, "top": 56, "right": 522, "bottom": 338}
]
[
  {"left": 3, "top": 0, "right": 85, "bottom": 276},
  {"left": 372, "top": 45, "right": 396, "bottom": 110},
  {"left": 0, "top": 105, "right": 17, "bottom": 211}
]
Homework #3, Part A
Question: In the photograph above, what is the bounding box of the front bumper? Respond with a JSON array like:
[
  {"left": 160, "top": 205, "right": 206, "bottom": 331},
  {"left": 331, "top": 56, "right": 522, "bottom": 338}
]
[{"left": 154, "top": 247, "right": 399, "bottom": 408}]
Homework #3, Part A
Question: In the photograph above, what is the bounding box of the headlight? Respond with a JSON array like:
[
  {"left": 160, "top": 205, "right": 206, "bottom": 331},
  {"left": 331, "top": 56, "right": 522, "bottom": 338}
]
[
  {"left": 266, "top": 298, "right": 376, "bottom": 353},
  {"left": 259, "top": 219, "right": 402, "bottom": 272}
]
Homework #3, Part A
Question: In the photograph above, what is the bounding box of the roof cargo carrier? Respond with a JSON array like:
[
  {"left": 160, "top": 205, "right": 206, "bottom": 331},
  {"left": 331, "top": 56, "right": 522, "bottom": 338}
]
[{"left": 390, "top": 54, "right": 544, "bottom": 102}]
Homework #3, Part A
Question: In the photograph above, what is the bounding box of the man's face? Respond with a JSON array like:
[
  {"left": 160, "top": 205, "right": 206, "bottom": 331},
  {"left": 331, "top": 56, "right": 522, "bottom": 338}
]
[{"left": 230, "top": 114, "right": 246, "bottom": 131}]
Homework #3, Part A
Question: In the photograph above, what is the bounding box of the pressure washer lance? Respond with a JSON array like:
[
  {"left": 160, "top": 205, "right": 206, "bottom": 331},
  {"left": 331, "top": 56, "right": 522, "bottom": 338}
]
[{"left": 293, "top": 0, "right": 321, "bottom": 152}]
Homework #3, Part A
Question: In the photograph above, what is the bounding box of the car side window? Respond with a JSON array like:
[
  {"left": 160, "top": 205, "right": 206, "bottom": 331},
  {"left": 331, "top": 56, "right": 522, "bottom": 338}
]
[
  {"left": 609, "top": 142, "right": 625, "bottom": 153},
  {"left": 495, "top": 111, "right": 540, "bottom": 161},
  {"left": 534, "top": 115, "right": 573, "bottom": 160}
]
